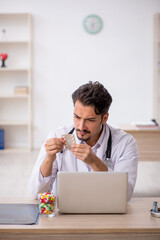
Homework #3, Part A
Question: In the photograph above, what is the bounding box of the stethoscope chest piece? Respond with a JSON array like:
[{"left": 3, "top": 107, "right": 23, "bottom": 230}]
[{"left": 104, "top": 158, "right": 113, "bottom": 168}]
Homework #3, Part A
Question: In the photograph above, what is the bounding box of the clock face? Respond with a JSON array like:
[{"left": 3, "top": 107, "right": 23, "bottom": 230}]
[{"left": 83, "top": 15, "right": 103, "bottom": 34}]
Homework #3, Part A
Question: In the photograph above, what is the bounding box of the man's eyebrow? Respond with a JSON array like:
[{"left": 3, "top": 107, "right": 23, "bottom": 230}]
[
  {"left": 86, "top": 117, "right": 97, "bottom": 121},
  {"left": 74, "top": 113, "right": 96, "bottom": 120}
]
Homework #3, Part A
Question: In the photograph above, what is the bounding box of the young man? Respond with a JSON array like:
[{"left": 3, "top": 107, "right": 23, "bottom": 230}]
[{"left": 29, "top": 81, "right": 139, "bottom": 200}]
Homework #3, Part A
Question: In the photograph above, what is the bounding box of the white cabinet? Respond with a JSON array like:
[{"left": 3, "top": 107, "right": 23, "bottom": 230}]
[
  {"left": 0, "top": 13, "right": 32, "bottom": 151},
  {"left": 154, "top": 13, "right": 160, "bottom": 122}
]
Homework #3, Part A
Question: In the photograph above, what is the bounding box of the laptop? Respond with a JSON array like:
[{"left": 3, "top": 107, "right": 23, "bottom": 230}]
[{"left": 57, "top": 172, "right": 128, "bottom": 214}]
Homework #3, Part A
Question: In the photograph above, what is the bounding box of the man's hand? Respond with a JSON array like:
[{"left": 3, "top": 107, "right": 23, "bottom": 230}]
[
  {"left": 71, "top": 144, "right": 108, "bottom": 171},
  {"left": 71, "top": 144, "right": 95, "bottom": 165},
  {"left": 45, "top": 138, "right": 64, "bottom": 162},
  {"left": 40, "top": 138, "right": 64, "bottom": 177}
]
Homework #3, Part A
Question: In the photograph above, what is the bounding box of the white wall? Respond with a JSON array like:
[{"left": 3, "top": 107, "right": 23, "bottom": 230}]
[{"left": 1, "top": 0, "right": 160, "bottom": 148}]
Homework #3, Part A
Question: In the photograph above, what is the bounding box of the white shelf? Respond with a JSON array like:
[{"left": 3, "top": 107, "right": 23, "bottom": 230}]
[
  {"left": 0, "top": 13, "right": 32, "bottom": 151},
  {"left": 0, "top": 68, "right": 28, "bottom": 72},
  {"left": 0, "top": 41, "right": 29, "bottom": 44},
  {"left": 0, "top": 148, "right": 30, "bottom": 152},
  {"left": 0, "top": 95, "right": 29, "bottom": 99},
  {"left": 0, "top": 121, "right": 29, "bottom": 126},
  {"left": 0, "top": 13, "right": 30, "bottom": 16}
]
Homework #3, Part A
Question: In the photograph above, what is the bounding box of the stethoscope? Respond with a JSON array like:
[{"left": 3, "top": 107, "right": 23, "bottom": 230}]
[{"left": 63, "top": 127, "right": 112, "bottom": 168}]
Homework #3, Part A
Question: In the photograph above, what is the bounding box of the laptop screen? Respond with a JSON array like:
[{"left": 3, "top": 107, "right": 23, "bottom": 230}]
[{"left": 57, "top": 172, "right": 128, "bottom": 214}]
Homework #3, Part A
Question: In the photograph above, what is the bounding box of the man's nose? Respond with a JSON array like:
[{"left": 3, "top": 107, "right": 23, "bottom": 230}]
[{"left": 79, "top": 119, "right": 86, "bottom": 130}]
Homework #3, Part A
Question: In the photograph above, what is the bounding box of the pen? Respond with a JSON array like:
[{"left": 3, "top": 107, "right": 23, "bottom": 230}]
[{"left": 151, "top": 119, "right": 159, "bottom": 126}]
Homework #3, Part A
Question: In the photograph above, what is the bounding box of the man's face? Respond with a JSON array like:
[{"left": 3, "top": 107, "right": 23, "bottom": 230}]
[{"left": 73, "top": 100, "right": 108, "bottom": 146}]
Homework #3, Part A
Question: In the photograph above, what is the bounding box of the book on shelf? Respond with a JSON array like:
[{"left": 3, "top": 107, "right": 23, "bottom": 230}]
[
  {"left": 14, "top": 86, "right": 28, "bottom": 95},
  {"left": 0, "top": 129, "right": 4, "bottom": 150},
  {"left": 131, "top": 120, "right": 160, "bottom": 129}
]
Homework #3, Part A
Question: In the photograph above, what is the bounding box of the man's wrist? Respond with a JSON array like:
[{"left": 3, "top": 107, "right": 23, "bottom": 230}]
[
  {"left": 90, "top": 156, "right": 108, "bottom": 172},
  {"left": 45, "top": 154, "right": 56, "bottom": 163},
  {"left": 40, "top": 156, "right": 55, "bottom": 178}
]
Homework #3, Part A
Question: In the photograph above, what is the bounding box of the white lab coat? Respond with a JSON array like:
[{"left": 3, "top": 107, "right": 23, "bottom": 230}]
[{"left": 28, "top": 123, "right": 139, "bottom": 200}]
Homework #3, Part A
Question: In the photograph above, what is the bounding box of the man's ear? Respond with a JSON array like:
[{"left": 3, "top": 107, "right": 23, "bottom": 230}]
[{"left": 102, "top": 113, "right": 109, "bottom": 124}]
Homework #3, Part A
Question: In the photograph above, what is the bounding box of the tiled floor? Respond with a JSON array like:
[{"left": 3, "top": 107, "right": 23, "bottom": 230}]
[{"left": 0, "top": 150, "right": 160, "bottom": 198}]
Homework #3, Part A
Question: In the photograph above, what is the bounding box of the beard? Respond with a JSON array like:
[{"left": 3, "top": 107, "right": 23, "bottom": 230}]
[{"left": 76, "top": 129, "right": 91, "bottom": 142}]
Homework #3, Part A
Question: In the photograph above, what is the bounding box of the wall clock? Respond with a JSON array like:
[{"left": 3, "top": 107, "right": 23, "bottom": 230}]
[{"left": 83, "top": 15, "right": 103, "bottom": 34}]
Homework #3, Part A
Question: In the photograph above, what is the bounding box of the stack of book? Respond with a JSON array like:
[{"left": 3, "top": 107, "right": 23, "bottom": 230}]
[
  {"left": 14, "top": 86, "right": 28, "bottom": 95},
  {"left": 0, "top": 129, "right": 4, "bottom": 150},
  {"left": 131, "top": 120, "right": 160, "bottom": 130}
]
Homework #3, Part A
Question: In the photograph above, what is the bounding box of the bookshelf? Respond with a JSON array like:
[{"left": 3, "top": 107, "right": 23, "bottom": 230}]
[
  {"left": 0, "top": 13, "right": 32, "bottom": 151},
  {"left": 154, "top": 13, "right": 160, "bottom": 123}
]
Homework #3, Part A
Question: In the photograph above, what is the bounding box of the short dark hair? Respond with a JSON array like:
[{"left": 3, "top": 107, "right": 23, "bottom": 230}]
[{"left": 72, "top": 81, "right": 112, "bottom": 115}]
